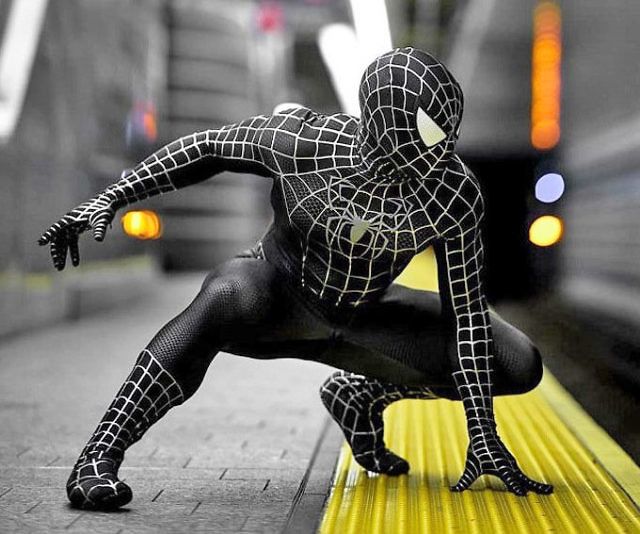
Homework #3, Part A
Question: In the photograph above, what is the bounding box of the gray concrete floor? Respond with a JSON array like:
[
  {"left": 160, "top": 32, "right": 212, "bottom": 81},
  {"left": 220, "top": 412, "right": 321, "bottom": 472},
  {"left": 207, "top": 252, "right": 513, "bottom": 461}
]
[{"left": 0, "top": 274, "right": 339, "bottom": 533}]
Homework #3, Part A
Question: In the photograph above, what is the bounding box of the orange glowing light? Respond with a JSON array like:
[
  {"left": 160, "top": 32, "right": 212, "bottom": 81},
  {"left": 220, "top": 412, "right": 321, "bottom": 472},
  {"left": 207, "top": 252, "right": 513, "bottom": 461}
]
[
  {"left": 532, "top": 99, "right": 560, "bottom": 119},
  {"left": 529, "top": 215, "right": 563, "bottom": 247},
  {"left": 535, "top": 3, "right": 561, "bottom": 29},
  {"left": 533, "top": 40, "right": 561, "bottom": 64},
  {"left": 531, "top": 1, "right": 562, "bottom": 150},
  {"left": 121, "top": 210, "right": 162, "bottom": 240},
  {"left": 531, "top": 120, "right": 560, "bottom": 150},
  {"left": 143, "top": 110, "right": 158, "bottom": 142}
]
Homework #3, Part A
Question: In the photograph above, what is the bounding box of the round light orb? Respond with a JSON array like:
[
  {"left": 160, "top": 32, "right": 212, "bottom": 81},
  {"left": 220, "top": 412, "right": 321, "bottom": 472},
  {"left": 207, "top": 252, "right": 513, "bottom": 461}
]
[
  {"left": 535, "top": 172, "right": 565, "bottom": 203},
  {"left": 121, "top": 210, "right": 162, "bottom": 240},
  {"left": 529, "top": 215, "right": 563, "bottom": 247}
]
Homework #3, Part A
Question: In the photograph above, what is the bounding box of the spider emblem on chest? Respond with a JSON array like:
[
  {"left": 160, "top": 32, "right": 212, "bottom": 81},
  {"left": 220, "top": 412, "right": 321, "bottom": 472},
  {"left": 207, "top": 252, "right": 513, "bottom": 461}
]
[
  {"left": 324, "top": 177, "right": 413, "bottom": 258},
  {"left": 348, "top": 217, "right": 371, "bottom": 244}
]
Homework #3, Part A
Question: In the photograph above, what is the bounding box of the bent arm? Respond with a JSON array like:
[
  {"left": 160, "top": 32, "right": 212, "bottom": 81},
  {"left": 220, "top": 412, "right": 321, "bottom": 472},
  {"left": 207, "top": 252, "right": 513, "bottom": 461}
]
[
  {"left": 436, "top": 226, "right": 496, "bottom": 436},
  {"left": 435, "top": 227, "right": 554, "bottom": 495},
  {"left": 102, "top": 114, "right": 300, "bottom": 210},
  {"left": 39, "top": 109, "right": 308, "bottom": 270}
]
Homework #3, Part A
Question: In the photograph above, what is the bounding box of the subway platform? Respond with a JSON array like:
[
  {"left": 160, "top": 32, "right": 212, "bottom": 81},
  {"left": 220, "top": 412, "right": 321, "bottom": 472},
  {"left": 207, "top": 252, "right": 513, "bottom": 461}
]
[
  {"left": 1, "top": 270, "right": 639, "bottom": 533},
  {"left": 0, "top": 273, "right": 341, "bottom": 533}
]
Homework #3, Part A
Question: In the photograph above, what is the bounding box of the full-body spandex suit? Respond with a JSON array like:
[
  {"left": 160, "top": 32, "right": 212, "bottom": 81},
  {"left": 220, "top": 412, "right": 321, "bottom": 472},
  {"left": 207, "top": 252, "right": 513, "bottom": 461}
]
[{"left": 39, "top": 48, "right": 552, "bottom": 510}]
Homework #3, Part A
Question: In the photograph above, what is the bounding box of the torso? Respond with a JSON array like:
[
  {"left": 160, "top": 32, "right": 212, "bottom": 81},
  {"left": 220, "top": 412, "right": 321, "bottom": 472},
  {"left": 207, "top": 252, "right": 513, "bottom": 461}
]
[{"left": 264, "top": 111, "right": 482, "bottom": 309}]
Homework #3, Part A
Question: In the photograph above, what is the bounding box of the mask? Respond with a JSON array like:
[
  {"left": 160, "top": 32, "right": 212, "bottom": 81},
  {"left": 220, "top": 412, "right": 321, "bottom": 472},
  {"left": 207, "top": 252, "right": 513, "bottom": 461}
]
[{"left": 358, "top": 47, "right": 464, "bottom": 181}]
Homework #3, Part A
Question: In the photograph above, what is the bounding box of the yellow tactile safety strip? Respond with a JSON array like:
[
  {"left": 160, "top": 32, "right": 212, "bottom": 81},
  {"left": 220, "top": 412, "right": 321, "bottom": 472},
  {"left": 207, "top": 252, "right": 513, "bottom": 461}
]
[
  {"left": 319, "top": 376, "right": 640, "bottom": 534},
  {"left": 319, "top": 249, "right": 640, "bottom": 533}
]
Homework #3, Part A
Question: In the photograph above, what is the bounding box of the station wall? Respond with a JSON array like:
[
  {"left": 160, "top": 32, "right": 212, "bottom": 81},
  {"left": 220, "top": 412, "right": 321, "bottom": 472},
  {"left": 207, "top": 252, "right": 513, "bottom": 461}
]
[
  {"left": 559, "top": 0, "right": 640, "bottom": 337},
  {"left": 0, "top": 0, "right": 167, "bottom": 336}
]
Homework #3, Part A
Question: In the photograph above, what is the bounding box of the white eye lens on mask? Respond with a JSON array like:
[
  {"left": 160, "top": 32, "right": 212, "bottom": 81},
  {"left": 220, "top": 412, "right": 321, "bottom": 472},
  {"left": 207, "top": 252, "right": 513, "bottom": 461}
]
[{"left": 417, "top": 107, "right": 447, "bottom": 147}]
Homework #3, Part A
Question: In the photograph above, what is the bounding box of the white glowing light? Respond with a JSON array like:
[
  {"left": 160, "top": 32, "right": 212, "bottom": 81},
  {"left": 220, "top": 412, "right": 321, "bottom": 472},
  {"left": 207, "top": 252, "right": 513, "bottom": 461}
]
[
  {"left": 0, "top": 0, "right": 49, "bottom": 143},
  {"left": 318, "top": 0, "right": 392, "bottom": 117},
  {"left": 535, "top": 172, "right": 565, "bottom": 203},
  {"left": 318, "top": 24, "right": 362, "bottom": 116},
  {"left": 348, "top": 0, "right": 393, "bottom": 67},
  {"left": 417, "top": 108, "right": 447, "bottom": 147}
]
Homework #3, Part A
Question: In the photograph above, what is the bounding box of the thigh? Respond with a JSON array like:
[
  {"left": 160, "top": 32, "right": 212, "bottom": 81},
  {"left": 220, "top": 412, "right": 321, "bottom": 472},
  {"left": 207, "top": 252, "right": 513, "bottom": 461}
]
[
  {"left": 342, "top": 284, "right": 541, "bottom": 393},
  {"left": 214, "top": 258, "right": 335, "bottom": 358},
  {"left": 341, "top": 284, "right": 452, "bottom": 384},
  {"left": 225, "top": 283, "right": 446, "bottom": 380},
  {"left": 318, "top": 340, "right": 438, "bottom": 385}
]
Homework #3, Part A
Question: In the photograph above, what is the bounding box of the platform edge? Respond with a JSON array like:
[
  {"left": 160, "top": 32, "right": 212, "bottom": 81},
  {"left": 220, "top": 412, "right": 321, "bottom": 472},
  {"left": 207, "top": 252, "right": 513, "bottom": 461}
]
[{"left": 539, "top": 368, "right": 640, "bottom": 508}]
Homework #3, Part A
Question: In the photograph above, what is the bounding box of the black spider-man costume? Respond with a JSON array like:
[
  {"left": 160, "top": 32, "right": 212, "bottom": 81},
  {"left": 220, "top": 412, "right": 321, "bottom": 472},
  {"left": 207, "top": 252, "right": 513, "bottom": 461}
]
[{"left": 39, "top": 48, "right": 552, "bottom": 510}]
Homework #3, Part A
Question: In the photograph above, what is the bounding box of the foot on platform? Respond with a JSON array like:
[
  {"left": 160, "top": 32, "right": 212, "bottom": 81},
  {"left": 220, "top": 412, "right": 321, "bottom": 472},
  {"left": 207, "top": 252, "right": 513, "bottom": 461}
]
[
  {"left": 67, "top": 454, "right": 132, "bottom": 510},
  {"left": 355, "top": 447, "right": 410, "bottom": 475},
  {"left": 320, "top": 371, "right": 435, "bottom": 476}
]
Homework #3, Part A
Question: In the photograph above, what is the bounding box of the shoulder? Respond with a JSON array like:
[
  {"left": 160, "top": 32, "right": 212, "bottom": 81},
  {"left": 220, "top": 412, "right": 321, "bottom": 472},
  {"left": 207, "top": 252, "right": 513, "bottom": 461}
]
[
  {"left": 444, "top": 155, "right": 485, "bottom": 222},
  {"left": 445, "top": 156, "right": 481, "bottom": 195},
  {"left": 262, "top": 106, "right": 325, "bottom": 128},
  {"left": 274, "top": 107, "right": 359, "bottom": 157},
  {"left": 444, "top": 155, "right": 476, "bottom": 181},
  {"left": 274, "top": 107, "right": 359, "bottom": 137},
  {"left": 257, "top": 107, "right": 356, "bottom": 143},
  {"left": 253, "top": 107, "right": 358, "bottom": 174}
]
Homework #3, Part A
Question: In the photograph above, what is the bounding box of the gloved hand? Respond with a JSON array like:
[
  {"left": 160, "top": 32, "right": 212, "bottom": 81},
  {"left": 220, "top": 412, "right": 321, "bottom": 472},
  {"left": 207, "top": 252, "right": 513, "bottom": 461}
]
[
  {"left": 452, "top": 431, "right": 554, "bottom": 495},
  {"left": 38, "top": 193, "right": 117, "bottom": 270}
]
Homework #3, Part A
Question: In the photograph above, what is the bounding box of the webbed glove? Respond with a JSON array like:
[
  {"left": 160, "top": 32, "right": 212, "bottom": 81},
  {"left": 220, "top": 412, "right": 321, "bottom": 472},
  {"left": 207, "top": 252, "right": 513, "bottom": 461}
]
[
  {"left": 38, "top": 192, "right": 118, "bottom": 270},
  {"left": 452, "top": 428, "right": 553, "bottom": 495}
]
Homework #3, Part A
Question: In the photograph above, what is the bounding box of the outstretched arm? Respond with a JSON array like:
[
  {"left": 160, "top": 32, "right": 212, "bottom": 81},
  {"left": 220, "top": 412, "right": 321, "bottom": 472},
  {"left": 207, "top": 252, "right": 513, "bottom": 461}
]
[
  {"left": 39, "top": 111, "right": 304, "bottom": 270},
  {"left": 435, "top": 226, "right": 553, "bottom": 496}
]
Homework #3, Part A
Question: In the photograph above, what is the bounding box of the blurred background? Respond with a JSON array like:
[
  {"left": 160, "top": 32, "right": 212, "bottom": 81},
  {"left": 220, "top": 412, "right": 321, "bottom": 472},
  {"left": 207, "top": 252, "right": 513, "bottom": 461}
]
[{"left": 0, "top": 0, "right": 638, "bottom": 458}]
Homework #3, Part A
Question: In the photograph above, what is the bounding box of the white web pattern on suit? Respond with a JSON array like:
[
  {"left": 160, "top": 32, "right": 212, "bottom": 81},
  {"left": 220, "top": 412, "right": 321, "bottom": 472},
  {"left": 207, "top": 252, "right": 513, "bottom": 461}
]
[
  {"left": 320, "top": 371, "right": 437, "bottom": 474},
  {"left": 67, "top": 350, "right": 184, "bottom": 508},
  {"left": 41, "top": 48, "right": 552, "bottom": 495},
  {"left": 277, "top": 162, "right": 485, "bottom": 307}
]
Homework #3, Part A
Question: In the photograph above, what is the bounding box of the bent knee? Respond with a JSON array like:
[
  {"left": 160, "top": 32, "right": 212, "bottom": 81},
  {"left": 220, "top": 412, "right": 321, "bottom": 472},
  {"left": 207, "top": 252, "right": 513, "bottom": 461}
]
[
  {"left": 199, "top": 264, "right": 279, "bottom": 326},
  {"left": 506, "top": 342, "right": 543, "bottom": 394},
  {"left": 493, "top": 329, "right": 544, "bottom": 395},
  {"left": 199, "top": 276, "right": 263, "bottom": 324},
  {"left": 519, "top": 344, "right": 543, "bottom": 392}
]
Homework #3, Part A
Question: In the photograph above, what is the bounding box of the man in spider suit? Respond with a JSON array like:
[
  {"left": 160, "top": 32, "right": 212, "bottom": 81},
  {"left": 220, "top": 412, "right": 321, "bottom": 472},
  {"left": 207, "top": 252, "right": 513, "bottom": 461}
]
[{"left": 40, "top": 48, "right": 552, "bottom": 510}]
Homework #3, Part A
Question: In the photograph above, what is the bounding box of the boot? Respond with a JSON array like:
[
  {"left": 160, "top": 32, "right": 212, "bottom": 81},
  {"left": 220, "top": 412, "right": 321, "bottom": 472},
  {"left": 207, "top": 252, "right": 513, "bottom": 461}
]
[
  {"left": 67, "top": 350, "right": 184, "bottom": 510},
  {"left": 320, "top": 371, "right": 436, "bottom": 475}
]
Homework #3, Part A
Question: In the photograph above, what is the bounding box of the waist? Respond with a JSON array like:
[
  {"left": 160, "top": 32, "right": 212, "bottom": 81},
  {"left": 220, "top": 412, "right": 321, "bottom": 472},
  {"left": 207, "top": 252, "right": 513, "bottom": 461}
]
[{"left": 260, "top": 227, "right": 365, "bottom": 324}]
